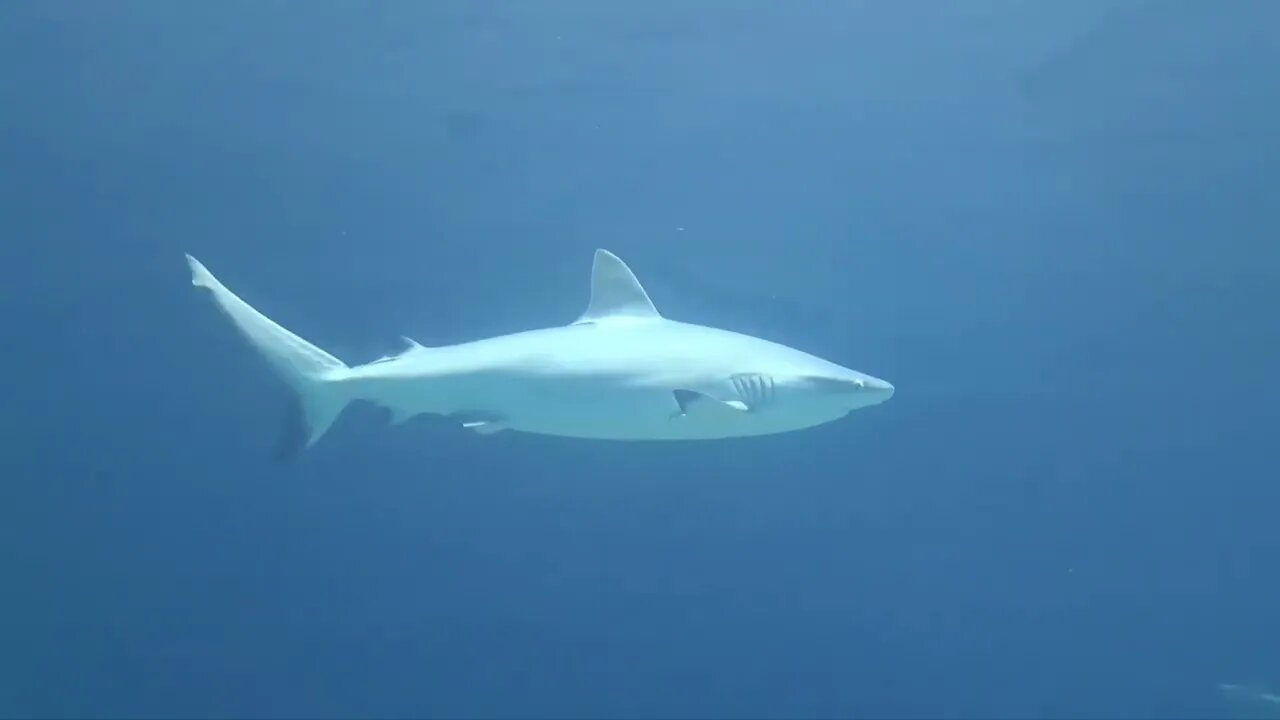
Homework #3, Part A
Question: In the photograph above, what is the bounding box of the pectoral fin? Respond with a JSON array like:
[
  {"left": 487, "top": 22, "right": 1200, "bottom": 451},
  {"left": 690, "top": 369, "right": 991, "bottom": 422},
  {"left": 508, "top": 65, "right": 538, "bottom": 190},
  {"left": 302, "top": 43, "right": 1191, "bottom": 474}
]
[
  {"left": 463, "top": 421, "right": 505, "bottom": 435},
  {"left": 452, "top": 410, "right": 508, "bottom": 435},
  {"left": 671, "top": 389, "right": 750, "bottom": 418}
]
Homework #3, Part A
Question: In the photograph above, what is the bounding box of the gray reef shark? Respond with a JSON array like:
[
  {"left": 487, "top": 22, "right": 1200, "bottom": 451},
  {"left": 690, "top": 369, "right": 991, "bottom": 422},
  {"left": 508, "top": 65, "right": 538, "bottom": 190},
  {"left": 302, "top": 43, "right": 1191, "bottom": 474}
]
[{"left": 186, "top": 249, "right": 893, "bottom": 459}]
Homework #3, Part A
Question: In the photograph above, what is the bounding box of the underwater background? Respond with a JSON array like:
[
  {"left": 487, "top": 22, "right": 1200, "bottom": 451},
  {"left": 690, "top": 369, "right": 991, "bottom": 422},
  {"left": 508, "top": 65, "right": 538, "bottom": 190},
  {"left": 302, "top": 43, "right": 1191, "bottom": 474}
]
[{"left": 3, "top": 2, "right": 1278, "bottom": 718}]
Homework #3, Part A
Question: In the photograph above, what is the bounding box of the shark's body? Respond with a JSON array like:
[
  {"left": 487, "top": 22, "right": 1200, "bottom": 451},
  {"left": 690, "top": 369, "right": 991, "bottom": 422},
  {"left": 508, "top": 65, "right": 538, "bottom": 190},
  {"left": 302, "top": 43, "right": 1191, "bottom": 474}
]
[{"left": 187, "top": 249, "right": 892, "bottom": 458}]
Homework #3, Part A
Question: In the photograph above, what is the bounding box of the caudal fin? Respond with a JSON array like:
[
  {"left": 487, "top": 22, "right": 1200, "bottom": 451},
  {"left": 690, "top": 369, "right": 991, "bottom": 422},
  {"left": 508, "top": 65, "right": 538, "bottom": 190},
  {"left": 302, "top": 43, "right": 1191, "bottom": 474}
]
[{"left": 186, "top": 254, "right": 351, "bottom": 459}]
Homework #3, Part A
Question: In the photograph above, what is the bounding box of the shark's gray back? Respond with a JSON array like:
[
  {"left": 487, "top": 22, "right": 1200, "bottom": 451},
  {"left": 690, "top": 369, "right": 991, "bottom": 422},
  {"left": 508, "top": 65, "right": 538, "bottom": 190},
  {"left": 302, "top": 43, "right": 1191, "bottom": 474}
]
[{"left": 359, "top": 317, "right": 855, "bottom": 385}]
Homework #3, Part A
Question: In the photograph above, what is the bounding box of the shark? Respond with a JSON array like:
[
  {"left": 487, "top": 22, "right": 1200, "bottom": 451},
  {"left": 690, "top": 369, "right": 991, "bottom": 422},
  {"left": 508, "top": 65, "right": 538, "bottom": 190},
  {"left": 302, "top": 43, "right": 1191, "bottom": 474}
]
[{"left": 186, "top": 249, "right": 893, "bottom": 459}]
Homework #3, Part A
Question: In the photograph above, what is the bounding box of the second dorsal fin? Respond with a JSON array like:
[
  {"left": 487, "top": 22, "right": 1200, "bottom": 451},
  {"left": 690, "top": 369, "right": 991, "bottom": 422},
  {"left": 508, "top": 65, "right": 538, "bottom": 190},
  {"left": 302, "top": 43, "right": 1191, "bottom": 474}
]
[{"left": 573, "top": 249, "right": 661, "bottom": 325}]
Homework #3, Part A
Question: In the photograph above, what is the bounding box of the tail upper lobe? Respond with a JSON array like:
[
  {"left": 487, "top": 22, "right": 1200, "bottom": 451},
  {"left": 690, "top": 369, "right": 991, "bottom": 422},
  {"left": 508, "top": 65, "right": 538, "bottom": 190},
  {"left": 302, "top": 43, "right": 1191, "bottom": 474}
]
[{"left": 186, "top": 254, "right": 350, "bottom": 459}]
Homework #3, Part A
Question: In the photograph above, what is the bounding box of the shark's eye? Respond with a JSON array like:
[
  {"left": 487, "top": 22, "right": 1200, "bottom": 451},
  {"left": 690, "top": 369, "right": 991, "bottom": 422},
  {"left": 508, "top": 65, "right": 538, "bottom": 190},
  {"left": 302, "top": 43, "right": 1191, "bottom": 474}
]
[{"left": 853, "top": 379, "right": 866, "bottom": 390}]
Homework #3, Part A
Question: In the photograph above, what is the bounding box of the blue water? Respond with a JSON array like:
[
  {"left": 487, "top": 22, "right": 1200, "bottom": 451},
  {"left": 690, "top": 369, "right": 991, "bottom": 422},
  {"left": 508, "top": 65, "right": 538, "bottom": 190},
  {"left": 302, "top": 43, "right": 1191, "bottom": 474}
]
[{"left": 3, "top": 2, "right": 1278, "bottom": 718}]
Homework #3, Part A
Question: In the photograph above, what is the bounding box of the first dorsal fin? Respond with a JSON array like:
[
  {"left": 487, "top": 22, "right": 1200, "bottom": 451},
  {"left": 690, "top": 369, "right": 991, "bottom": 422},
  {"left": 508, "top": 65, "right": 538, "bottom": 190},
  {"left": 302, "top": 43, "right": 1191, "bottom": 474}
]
[{"left": 573, "top": 249, "right": 661, "bottom": 324}]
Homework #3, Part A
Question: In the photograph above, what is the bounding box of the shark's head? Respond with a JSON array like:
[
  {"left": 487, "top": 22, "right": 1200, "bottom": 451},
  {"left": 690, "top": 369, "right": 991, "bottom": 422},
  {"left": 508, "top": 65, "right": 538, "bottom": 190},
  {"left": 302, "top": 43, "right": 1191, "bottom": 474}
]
[
  {"left": 795, "top": 368, "right": 895, "bottom": 413},
  {"left": 580, "top": 249, "right": 893, "bottom": 434},
  {"left": 711, "top": 357, "right": 893, "bottom": 423}
]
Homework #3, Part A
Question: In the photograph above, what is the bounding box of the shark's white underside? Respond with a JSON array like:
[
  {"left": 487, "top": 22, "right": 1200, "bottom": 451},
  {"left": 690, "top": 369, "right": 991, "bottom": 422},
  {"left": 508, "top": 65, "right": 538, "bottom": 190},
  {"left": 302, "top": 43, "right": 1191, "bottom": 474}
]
[{"left": 186, "top": 249, "right": 893, "bottom": 458}]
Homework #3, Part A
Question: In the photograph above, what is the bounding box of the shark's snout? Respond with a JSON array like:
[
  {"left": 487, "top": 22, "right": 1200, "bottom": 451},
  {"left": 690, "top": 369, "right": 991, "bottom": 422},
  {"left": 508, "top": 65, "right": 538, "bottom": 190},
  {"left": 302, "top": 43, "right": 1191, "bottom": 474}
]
[
  {"left": 864, "top": 376, "right": 894, "bottom": 401},
  {"left": 851, "top": 375, "right": 894, "bottom": 405},
  {"left": 802, "top": 373, "right": 894, "bottom": 407}
]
